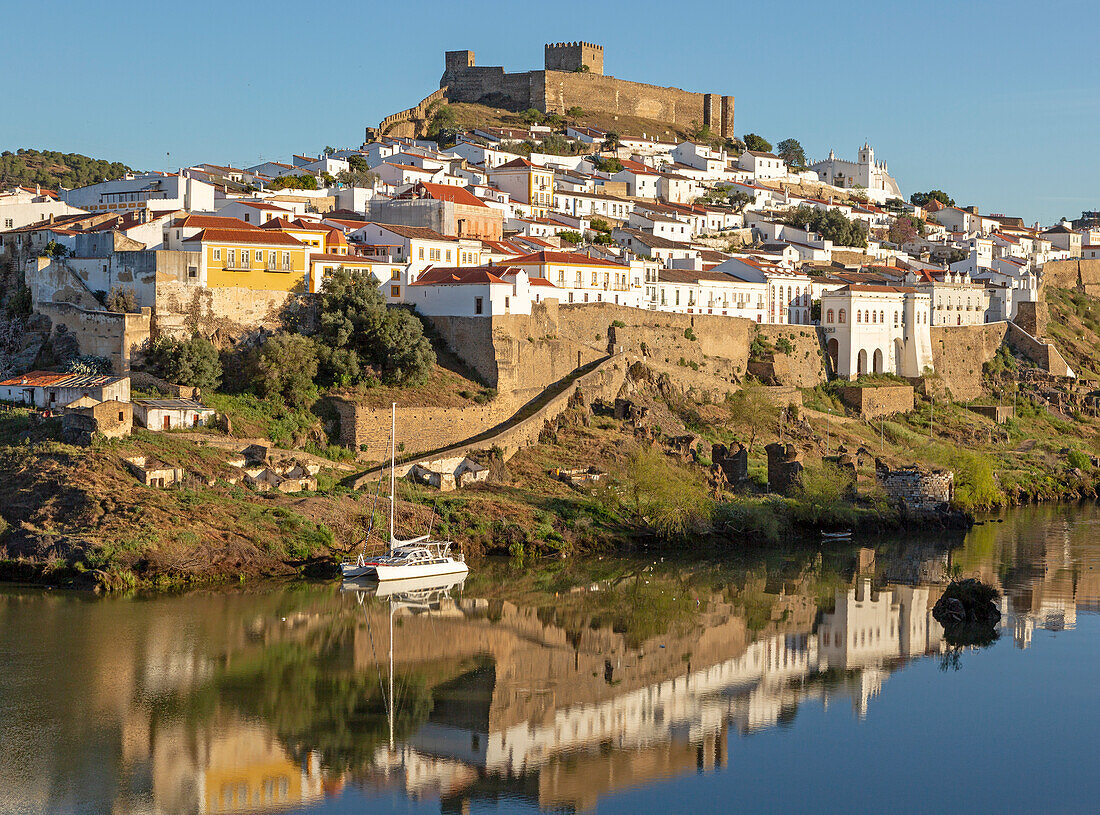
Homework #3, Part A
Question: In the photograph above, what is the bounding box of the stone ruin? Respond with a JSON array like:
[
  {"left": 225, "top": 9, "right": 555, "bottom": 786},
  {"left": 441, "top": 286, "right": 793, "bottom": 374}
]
[
  {"left": 711, "top": 442, "right": 748, "bottom": 486},
  {"left": 765, "top": 442, "right": 804, "bottom": 495},
  {"left": 874, "top": 459, "right": 953, "bottom": 514}
]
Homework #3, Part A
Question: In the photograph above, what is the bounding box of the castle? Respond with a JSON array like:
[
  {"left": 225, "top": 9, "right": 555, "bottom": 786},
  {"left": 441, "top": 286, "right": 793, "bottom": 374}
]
[{"left": 439, "top": 42, "right": 735, "bottom": 139}]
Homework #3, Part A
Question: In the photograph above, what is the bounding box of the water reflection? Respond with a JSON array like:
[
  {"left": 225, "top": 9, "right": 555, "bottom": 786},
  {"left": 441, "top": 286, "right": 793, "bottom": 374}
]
[{"left": 2, "top": 504, "right": 1099, "bottom": 814}]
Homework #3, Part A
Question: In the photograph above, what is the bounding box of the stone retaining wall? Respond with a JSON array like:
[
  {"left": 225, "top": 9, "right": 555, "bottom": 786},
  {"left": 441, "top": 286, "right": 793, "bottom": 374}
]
[
  {"left": 839, "top": 385, "right": 915, "bottom": 418},
  {"left": 875, "top": 461, "right": 953, "bottom": 513}
]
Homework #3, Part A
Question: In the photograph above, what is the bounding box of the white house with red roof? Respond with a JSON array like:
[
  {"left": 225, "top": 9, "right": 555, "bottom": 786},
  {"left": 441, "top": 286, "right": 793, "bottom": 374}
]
[
  {"left": 0, "top": 186, "right": 85, "bottom": 233},
  {"left": 610, "top": 159, "right": 660, "bottom": 199},
  {"left": 215, "top": 200, "right": 294, "bottom": 226},
  {"left": 506, "top": 250, "right": 642, "bottom": 308},
  {"left": 655, "top": 268, "right": 769, "bottom": 321},
  {"left": 488, "top": 158, "right": 554, "bottom": 219},
  {"left": 737, "top": 150, "right": 787, "bottom": 180},
  {"left": 406, "top": 265, "right": 557, "bottom": 317}
]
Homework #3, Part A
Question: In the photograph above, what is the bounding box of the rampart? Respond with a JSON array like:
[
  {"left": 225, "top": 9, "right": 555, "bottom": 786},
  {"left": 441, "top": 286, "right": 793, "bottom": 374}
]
[
  {"left": 36, "top": 302, "right": 150, "bottom": 373},
  {"left": 929, "top": 323, "right": 1008, "bottom": 400},
  {"left": 369, "top": 87, "right": 448, "bottom": 140},
  {"left": 1040, "top": 258, "right": 1100, "bottom": 296},
  {"left": 154, "top": 278, "right": 299, "bottom": 341},
  {"left": 349, "top": 354, "right": 629, "bottom": 483},
  {"left": 330, "top": 398, "right": 517, "bottom": 460}
]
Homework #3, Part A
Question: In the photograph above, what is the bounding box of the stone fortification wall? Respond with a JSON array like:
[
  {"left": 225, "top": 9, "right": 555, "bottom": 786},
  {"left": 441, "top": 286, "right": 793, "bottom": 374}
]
[
  {"left": 154, "top": 278, "right": 298, "bottom": 341},
  {"left": 371, "top": 87, "right": 448, "bottom": 139},
  {"left": 1005, "top": 322, "right": 1073, "bottom": 378},
  {"left": 839, "top": 385, "right": 915, "bottom": 419},
  {"left": 929, "top": 323, "right": 1008, "bottom": 400},
  {"left": 386, "top": 355, "right": 628, "bottom": 479},
  {"left": 1041, "top": 258, "right": 1100, "bottom": 296},
  {"left": 37, "top": 302, "right": 150, "bottom": 373},
  {"left": 542, "top": 72, "right": 734, "bottom": 137},
  {"left": 330, "top": 398, "right": 517, "bottom": 460},
  {"left": 752, "top": 325, "right": 828, "bottom": 387}
]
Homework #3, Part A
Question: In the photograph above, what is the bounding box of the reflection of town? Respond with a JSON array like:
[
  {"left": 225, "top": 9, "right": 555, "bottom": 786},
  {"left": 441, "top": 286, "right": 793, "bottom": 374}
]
[{"left": 1, "top": 507, "right": 1098, "bottom": 815}]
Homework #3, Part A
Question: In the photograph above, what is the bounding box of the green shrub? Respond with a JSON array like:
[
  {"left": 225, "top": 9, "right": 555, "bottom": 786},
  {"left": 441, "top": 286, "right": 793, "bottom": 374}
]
[{"left": 1068, "top": 449, "right": 1091, "bottom": 470}]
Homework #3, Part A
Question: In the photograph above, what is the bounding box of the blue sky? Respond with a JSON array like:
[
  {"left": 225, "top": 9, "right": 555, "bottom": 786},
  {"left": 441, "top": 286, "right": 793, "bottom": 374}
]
[{"left": 1, "top": 0, "right": 1097, "bottom": 224}]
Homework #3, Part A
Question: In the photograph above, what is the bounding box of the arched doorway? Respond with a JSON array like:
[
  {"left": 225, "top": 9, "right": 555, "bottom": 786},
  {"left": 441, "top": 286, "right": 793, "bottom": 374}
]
[
  {"left": 827, "top": 338, "right": 839, "bottom": 373},
  {"left": 873, "top": 348, "right": 884, "bottom": 374},
  {"left": 857, "top": 348, "right": 868, "bottom": 376}
]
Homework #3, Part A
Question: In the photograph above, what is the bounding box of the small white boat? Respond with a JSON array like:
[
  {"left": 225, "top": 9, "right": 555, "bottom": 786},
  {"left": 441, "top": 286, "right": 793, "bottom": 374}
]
[{"left": 341, "top": 404, "right": 470, "bottom": 582}]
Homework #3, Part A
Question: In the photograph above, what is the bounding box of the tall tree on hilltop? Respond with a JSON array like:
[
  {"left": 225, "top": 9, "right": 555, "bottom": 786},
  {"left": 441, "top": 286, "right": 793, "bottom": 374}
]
[
  {"left": 743, "top": 133, "right": 772, "bottom": 153},
  {"left": 776, "top": 138, "right": 806, "bottom": 168}
]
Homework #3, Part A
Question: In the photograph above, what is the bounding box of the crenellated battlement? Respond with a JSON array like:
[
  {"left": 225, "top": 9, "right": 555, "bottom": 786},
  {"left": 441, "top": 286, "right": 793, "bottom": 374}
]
[{"left": 544, "top": 41, "right": 604, "bottom": 74}]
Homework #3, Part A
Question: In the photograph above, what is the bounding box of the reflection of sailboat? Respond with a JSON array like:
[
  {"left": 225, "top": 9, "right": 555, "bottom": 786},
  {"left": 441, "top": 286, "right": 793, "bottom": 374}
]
[
  {"left": 348, "top": 572, "right": 466, "bottom": 752},
  {"left": 341, "top": 404, "right": 469, "bottom": 581}
]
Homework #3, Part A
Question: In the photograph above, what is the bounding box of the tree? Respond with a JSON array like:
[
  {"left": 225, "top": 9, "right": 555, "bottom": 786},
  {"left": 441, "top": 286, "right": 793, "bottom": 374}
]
[
  {"left": 427, "top": 104, "right": 458, "bottom": 141},
  {"left": 347, "top": 154, "right": 369, "bottom": 173},
  {"left": 781, "top": 205, "right": 868, "bottom": 248},
  {"left": 556, "top": 230, "right": 583, "bottom": 245},
  {"left": 727, "top": 380, "right": 780, "bottom": 456},
  {"left": 250, "top": 333, "right": 319, "bottom": 408},
  {"left": 888, "top": 214, "right": 925, "bottom": 246},
  {"left": 726, "top": 190, "right": 753, "bottom": 213},
  {"left": 269, "top": 174, "right": 318, "bottom": 191},
  {"left": 910, "top": 189, "right": 954, "bottom": 208},
  {"left": 776, "top": 138, "right": 806, "bottom": 168},
  {"left": 521, "top": 108, "right": 544, "bottom": 125},
  {"left": 593, "top": 155, "right": 623, "bottom": 173},
  {"left": 337, "top": 168, "right": 380, "bottom": 188},
  {"left": 306, "top": 267, "right": 435, "bottom": 387},
  {"left": 589, "top": 218, "right": 612, "bottom": 234},
  {"left": 624, "top": 449, "right": 712, "bottom": 539},
  {"left": 320, "top": 172, "right": 335, "bottom": 187},
  {"left": 323, "top": 146, "right": 336, "bottom": 156},
  {"left": 743, "top": 133, "right": 772, "bottom": 153},
  {"left": 104, "top": 286, "right": 138, "bottom": 313},
  {"left": 601, "top": 131, "right": 620, "bottom": 152},
  {"left": 565, "top": 106, "right": 584, "bottom": 119},
  {"left": 144, "top": 335, "right": 222, "bottom": 391}
]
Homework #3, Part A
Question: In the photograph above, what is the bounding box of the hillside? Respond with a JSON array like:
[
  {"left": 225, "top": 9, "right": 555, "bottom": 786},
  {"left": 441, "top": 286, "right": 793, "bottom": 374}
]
[
  {"left": 0, "top": 148, "right": 132, "bottom": 191},
  {"left": 444, "top": 101, "right": 698, "bottom": 143}
]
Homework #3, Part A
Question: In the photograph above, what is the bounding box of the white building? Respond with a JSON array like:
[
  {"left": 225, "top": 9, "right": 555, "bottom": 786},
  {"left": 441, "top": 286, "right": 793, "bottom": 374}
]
[
  {"left": 708, "top": 256, "right": 812, "bottom": 325},
  {"left": 809, "top": 143, "right": 902, "bottom": 200},
  {"left": 737, "top": 150, "right": 787, "bottom": 180},
  {"left": 61, "top": 172, "right": 215, "bottom": 215},
  {"left": 820, "top": 284, "right": 933, "bottom": 378},
  {"left": 507, "top": 250, "right": 641, "bottom": 308},
  {"left": 655, "top": 268, "right": 768, "bottom": 320},
  {"left": 406, "top": 265, "right": 556, "bottom": 317},
  {"left": 0, "top": 187, "right": 85, "bottom": 232}
]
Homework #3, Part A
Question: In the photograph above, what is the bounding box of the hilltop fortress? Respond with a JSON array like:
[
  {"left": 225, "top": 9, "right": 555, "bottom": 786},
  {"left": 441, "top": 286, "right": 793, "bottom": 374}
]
[{"left": 440, "top": 42, "right": 735, "bottom": 138}]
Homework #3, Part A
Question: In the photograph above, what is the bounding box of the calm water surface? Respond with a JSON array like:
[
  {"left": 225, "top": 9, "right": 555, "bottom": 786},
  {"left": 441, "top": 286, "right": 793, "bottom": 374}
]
[{"left": 2, "top": 505, "right": 1099, "bottom": 815}]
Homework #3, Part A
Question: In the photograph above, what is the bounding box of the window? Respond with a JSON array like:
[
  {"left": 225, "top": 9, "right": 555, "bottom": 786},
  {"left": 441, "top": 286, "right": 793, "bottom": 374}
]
[
  {"left": 418, "top": 247, "right": 424, "bottom": 259},
  {"left": 475, "top": 296, "right": 483, "bottom": 315},
  {"left": 226, "top": 248, "right": 235, "bottom": 267},
  {"left": 3, "top": 219, "right": 11, "bottom": 229},
  {"left": 558, "top": 270, "right": 565, "bottom": 283},
  {"left": 244, "top": 213, "right": 250, "bottom": 223},
  {"left": 872, "top": 311, "right": 877, "bottom": 324},
  {"left": 446, "top": 249, "right": 452, "bottom": 262},
  {"left": 390, "top": 284, "right": 400, "bottom": 298},
  {"left": 429, "top": 248, "right": 441, "bottom": 261},
  {"left": 391, "top": 269, "right": 399, "bottom": 280},
  {"left": 281, "top": 251, "right": 291, "bottom": 270},
  {"left": 880, "top": 310, "right": 885, "bottom": 324},
  {"left": 826, "top": 309, "right": 834, "bottom": 323},
  {"left": 855, "top": 310, "right": 860, "bottom": 324},
  {"left": 213, "top": 248, "right": 222, "bottom": 261},
  {"left": 187, "top": 266, "right": 197, "bottom": 278},
  {"left": 504, "top": 296, "right": 510, "bottom": 309},
  {"left": 255, "top": 249, "right": 263, "bottom": 261}
]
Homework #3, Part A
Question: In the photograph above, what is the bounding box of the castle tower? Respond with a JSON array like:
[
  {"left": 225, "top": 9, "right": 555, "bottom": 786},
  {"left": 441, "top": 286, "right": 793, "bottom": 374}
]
[
  {"left": 544, "top": 41, "right": 604, "bottom": 75},
  {"left": 858, "top": 142, "right": 874, "bottom": 166}
]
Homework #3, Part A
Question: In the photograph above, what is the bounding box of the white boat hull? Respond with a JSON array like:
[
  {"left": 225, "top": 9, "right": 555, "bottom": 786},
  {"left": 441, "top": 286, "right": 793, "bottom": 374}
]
[{"left": 373, "top": 560, "right": 469, "bottom": 581}]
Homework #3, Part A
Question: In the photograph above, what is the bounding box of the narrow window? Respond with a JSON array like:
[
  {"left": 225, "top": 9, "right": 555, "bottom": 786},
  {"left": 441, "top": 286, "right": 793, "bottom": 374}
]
[{"left": 475, "top": 296, "right": 483, "bottom": 314}]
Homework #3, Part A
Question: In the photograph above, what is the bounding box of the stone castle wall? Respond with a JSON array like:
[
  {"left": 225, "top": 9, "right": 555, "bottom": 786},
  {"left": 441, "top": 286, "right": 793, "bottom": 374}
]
[
  {"left": 929, "top": 322, "right": 1008, "bottom": 400},
  {"left": 875, "top": 462, "right": 953, "bottom": 514},
  {"left": 330, "top": 398, "right": 517, "bottom": 460},
  {"left": 37, "top": 301, "right": 151, "bottom": 373},
  {"left": 154, "top": 278, "right": 298, "bottom": 341},
  {"left": 1040, "top": 258, "right": 1100, "bottom": 296}
]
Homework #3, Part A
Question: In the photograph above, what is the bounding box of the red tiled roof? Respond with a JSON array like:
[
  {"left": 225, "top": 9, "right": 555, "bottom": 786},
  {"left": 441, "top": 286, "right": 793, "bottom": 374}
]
[
  {"left": 508, "top": 250, "right": 627, "bottom": 268},
  {"left": 409, "top": 181, "right": 489, "bottom": 208},
  {"left": 0, "top": 371, "right": 70, "bottom": 387},
  {"left": 188, "top": 228, "right": 305, "bottom": 246},
  {"left": 411, "top": 266, "right": 508, "bottom": 286},
  {"left": 172, "top": 214, "right": 251, "bottom": 229}
]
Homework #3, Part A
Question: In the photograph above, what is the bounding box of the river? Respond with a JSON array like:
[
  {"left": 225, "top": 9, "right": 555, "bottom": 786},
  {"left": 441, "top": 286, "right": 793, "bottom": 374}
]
[{"left": 2, "top": 504, "right": 1099, "bottom": 815}]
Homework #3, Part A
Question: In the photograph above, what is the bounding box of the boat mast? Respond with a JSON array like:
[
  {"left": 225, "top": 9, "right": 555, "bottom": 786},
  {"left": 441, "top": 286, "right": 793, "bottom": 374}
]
[
  {"left": 389, "top": 598, "right": 395, "bottom": 752},
  {"left": 389, "top": 402, "right": 396, "bottom": 551}
]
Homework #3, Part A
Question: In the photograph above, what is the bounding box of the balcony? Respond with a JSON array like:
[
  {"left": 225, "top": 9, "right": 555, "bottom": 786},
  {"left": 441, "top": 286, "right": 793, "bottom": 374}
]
[{"left": 224, "top": 260, "right": 252, "bottom": 271}]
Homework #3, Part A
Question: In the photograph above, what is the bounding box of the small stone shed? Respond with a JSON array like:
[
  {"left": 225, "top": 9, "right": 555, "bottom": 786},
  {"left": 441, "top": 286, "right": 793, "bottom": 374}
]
[
  {"left": 62, "top": 398, "right": 133, "bottom": 443},
  {"left": 124, "top": 455, "right": 185, "bottom": 488}
]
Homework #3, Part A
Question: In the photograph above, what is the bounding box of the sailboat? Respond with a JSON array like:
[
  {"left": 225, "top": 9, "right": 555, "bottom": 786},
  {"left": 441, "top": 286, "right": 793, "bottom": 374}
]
[{"left": 341, "top": 403, "right": 469, "bottom": 581}]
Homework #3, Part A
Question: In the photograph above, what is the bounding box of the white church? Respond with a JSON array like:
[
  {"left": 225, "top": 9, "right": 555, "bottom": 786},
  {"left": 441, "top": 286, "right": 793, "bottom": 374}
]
[{"left": 810, "top": 143, "right": 902, "bottom": 202}]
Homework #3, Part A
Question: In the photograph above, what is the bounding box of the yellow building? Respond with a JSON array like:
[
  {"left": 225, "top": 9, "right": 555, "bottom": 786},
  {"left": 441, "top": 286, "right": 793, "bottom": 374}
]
[
  {"left": 260, "top": 217, "right": 332, "bottom": 252},
  {"left": 307, "top": 253, "right": 402, "bottom": 298},
  {"left": 183, "top": 227, "right": 308, "bottom": 291},
  {"left": 488, "top": 158, "right": 554, "bottom": 218}
]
